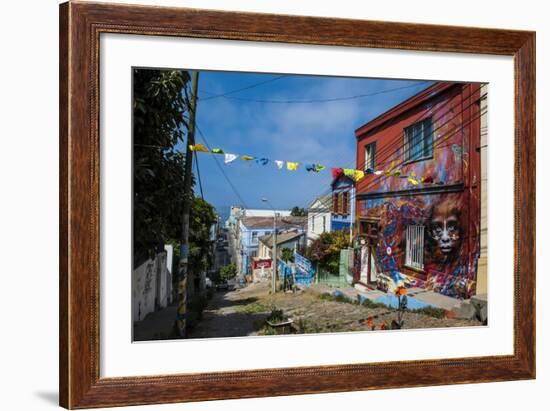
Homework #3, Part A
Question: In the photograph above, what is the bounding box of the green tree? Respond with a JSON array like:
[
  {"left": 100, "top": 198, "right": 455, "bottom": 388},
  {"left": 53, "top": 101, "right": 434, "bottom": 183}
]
[
  {"left": 133, "top": 68, "right": 191, "bottom": 265},
  {"left": 290, "top": 206, "right": 307, "bottom": 216},
  {"left": 219, "top": 263, "right": 237, "bottom": 281},
  {"left": 281, "top": 247, "right": 294, "bottom": 262},
  {"left": 306, "top": 231, "right": 350, "bottom": 273},
  {"left": 188, "top": 198, "right": 217, "bottom": 278}
]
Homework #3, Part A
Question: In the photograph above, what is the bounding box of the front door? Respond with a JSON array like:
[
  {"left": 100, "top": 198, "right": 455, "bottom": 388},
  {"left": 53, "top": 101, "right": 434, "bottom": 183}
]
[{"left": 358, "top": 218, "right": 380, "bottom": 286}]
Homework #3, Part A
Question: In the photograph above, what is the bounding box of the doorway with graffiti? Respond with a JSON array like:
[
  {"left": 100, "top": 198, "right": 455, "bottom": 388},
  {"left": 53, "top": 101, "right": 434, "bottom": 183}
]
[{"left": 353, "top": 217, "right": 381, "bottom": 287}]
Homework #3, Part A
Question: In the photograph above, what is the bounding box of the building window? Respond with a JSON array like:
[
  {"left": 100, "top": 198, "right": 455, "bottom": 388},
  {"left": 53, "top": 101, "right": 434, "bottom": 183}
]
[
  {"left": 322, "top": 216, "right": 326, "bottom": 232},
  {"left": 251, "top": 232, "right": 258, "bottom": 242},
  {"left": 342, "top": 191, "right": 349, "bottom": 216},
  {"left": 332, "top": 193, "right": 339, "bottom": 213},
  {"left": 364, "top": 142, "right": 376, "bottom": 171},
  {"left": 404, "top": 117, "right": 433, "bottom": 162},
  {"left": 311, "top": 216, "right": 315, "bottom": 232},
  {"left": 405, "top": 225, "right": 425, "bottom": 270}
]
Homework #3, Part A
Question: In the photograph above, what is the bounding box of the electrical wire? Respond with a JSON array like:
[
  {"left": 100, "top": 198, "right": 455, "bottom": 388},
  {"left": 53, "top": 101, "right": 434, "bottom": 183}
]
[
  {"left": 302, "top": 87, "right": 486, "bottom": 220},
  {"left": 304, "top": 107, "right": 488, "bottom": 223},
  {"left": 194, "top": 122, "right": 249, "bottom": 209},
  {"left": 200, "top": 75, "right": 287, "bottom": 101},
  {"left": 201, "top": 81, "right": 431, "bottom": 104}
]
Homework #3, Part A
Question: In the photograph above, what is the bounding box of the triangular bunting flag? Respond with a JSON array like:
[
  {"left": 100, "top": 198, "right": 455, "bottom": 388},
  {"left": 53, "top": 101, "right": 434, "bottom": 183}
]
[
  {"left": 287, "top": 162, "right": 299, "bottom": 171},
  {"left": 224, "top": 153, "right": 238, "bottom": 164},
  {"left": 189, "top": 143, "right": 209, "bottom": 153}
]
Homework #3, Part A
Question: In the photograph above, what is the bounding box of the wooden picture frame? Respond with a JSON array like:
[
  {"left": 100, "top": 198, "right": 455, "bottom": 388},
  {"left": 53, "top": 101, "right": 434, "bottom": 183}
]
[{"left": 59, "top": 1, "right": 535, "bottom": 408}]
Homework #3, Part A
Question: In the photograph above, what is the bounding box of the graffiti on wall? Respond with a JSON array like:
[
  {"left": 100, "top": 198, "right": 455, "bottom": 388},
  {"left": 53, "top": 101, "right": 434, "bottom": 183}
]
[{"left": 360, "top": 191, "right": 480, "bottom": 299}]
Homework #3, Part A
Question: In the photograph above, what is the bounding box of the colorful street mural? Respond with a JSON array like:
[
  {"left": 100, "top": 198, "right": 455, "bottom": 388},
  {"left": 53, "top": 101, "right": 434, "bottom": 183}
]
[
  {"left": 355, "top": 83, "right": 483, "bottom": 299},
  {"left": 360, "top": 192, "right": 480, "bottom": 299}
]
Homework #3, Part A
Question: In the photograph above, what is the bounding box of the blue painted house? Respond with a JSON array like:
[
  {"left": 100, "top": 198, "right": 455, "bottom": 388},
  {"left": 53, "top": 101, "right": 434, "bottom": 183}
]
[{"left": 331, "top": 172, "right": 356, "bottom": 233}]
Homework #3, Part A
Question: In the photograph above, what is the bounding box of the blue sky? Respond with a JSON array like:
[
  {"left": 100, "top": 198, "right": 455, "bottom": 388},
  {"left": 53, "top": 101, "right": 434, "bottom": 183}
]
[{"left": 181, "top": 70, "right": 431, "bottom": 217}]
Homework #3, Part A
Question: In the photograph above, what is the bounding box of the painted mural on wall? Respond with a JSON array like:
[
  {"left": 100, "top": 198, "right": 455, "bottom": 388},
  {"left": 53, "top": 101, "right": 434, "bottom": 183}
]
[
  {"left": 355, "top": 84, "right": 482, "bottom": 300},
  {"left": 360, "top": 190, "right": 480, "bottom": 299}
]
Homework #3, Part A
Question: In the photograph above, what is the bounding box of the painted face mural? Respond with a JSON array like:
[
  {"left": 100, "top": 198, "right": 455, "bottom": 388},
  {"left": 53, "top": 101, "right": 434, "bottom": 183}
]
[
  {"left": 426, "top": 194, "right": 463, "bottom": 264},
  {"left": 360, "top": 192, "right": 478, "bottom": 300}
]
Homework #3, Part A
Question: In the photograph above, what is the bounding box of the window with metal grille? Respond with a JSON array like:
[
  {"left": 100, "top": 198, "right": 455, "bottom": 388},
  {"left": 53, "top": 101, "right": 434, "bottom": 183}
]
[
  {"left": 405, "top": 225, "right": 425, "bottom": 270},
  {"left": 404, "top": 117, "right": 433, "bottom": 162}
]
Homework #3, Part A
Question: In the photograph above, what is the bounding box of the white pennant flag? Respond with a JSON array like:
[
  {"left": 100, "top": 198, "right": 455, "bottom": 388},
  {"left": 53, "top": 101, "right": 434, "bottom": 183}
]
[
  {"left": 224, "top": 153, "right": 238, "bottom": 164},
  {"left": 374, "top": 170, "right": 383, "bottom": 175},
  {"left": 275, "top": 160, "right": 284, "bottom": 169}
]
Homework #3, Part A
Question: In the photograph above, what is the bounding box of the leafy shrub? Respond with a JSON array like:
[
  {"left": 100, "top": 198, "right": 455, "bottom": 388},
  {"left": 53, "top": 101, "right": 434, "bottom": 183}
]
[
  {"left": 219, "top": 263, "right": 237, "bottom": 281},
  {"left": 267, "top": 308, "right": 285, "bottom": 323}
]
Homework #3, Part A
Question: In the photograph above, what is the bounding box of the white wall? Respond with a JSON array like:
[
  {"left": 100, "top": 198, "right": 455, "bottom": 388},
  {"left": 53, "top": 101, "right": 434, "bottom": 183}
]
[
  {"left": 307, "top": 211, "right": 331, "bottom": 243},
  {"left": 132, "top": 251, "right": 173, "bottom": 322},
  {"left": 0, "top": 1, "right": 547, "bottom": 411}
]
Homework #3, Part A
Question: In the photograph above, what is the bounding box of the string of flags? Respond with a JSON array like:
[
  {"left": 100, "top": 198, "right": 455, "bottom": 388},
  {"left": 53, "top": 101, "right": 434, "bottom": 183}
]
[{"left": 188, "top": 144, "right": 433, "bottom": 185}]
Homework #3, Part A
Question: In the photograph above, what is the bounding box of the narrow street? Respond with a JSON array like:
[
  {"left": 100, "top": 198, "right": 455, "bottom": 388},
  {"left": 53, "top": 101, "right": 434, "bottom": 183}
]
[{"left": 187, "top": 286, "right": 265, "bottom": 338}]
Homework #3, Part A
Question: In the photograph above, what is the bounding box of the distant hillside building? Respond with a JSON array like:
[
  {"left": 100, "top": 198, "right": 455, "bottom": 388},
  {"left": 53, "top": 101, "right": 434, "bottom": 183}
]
[
  {"left": 227, "top": 209, "right": 306, "bottom": 276},
  {"left": 225, "top": 206, "right": 292, "bottom": 276}
]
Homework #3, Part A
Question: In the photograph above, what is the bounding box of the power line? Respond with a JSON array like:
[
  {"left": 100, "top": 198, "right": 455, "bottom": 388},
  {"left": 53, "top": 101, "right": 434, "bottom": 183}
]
[
  {"left": 200, "top": 75, "right": 287, "bottom": 101},
  {"left": 185, "top": 80, "right": 250, "bottom": 209},
  {"left": 302, "top": 86, "right": 485, "bottom": 213},
  {"left": 304, "top": 94, "right": 487, "bottom": 222},
  {"left": 194, "top": 122, "right": 249, "bottom": 209},
  {"left": 304, "top": 90, "right": 487, "bottom": 221},
  {"left": 201, "top": 81, "right": 431, "bottom": 104},
  {"left": 305, "top": 107, "right": 488, "bottom": 223},
  {"left": 305, "top": 109, "right": 487, "bottom": 224},
  {"left": 190, "top": 87, "right": 484, "bottom": 223}
]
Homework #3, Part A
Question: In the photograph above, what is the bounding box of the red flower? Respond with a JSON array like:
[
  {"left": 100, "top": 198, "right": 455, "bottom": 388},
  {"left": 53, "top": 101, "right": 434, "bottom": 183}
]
[{"left": 366, "top": 317, "right": 374, "bottom": 329}]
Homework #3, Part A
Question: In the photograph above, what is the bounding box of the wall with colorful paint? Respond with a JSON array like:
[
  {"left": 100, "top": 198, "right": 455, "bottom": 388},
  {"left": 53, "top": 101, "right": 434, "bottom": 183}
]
[{"left": 355, "top": 82, "right": 483, "bottom": 299}]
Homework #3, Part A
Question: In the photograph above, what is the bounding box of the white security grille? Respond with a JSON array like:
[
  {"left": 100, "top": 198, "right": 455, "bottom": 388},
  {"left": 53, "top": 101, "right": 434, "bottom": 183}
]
[{"left": 405, "top": 225, "right": 425, "bottom": 270}]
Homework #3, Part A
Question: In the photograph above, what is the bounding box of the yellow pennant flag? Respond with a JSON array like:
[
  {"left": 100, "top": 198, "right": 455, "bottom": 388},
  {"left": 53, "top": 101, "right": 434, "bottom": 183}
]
[
  {"left": 287, "top": 162, "right": 299, "bottom": 171},
  {"left": 241, "top": 155, "right": 255, "bottom": 161},
  {"left": 354, "top": 170, "right": 365, "bottom": 182},
  {"left": 189, "top": 143, "right": 209, "bottom": 153}
]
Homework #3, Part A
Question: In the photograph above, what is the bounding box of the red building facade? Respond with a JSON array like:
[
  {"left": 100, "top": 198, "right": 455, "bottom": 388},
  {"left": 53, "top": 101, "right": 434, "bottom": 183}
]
[{"left": 354, "top": 82, "right": 483, "bottom": 299}]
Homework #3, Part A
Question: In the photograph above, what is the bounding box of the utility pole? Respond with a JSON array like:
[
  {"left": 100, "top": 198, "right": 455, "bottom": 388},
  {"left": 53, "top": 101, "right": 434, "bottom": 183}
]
[
  {"left": 272, "top": 212, "right": 278, "bottom": 293},
  {"left": 261, "top": 197, "right": 278, "bottom": 293},
  {"left": 176, "top": 71, "right": 199, "bottom": 338}
]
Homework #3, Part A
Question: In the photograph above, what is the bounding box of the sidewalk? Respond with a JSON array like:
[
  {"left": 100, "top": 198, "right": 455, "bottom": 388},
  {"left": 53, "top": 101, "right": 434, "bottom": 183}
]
[{"left": 133, "top": 303, "right": 177, "bottom": 341}]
